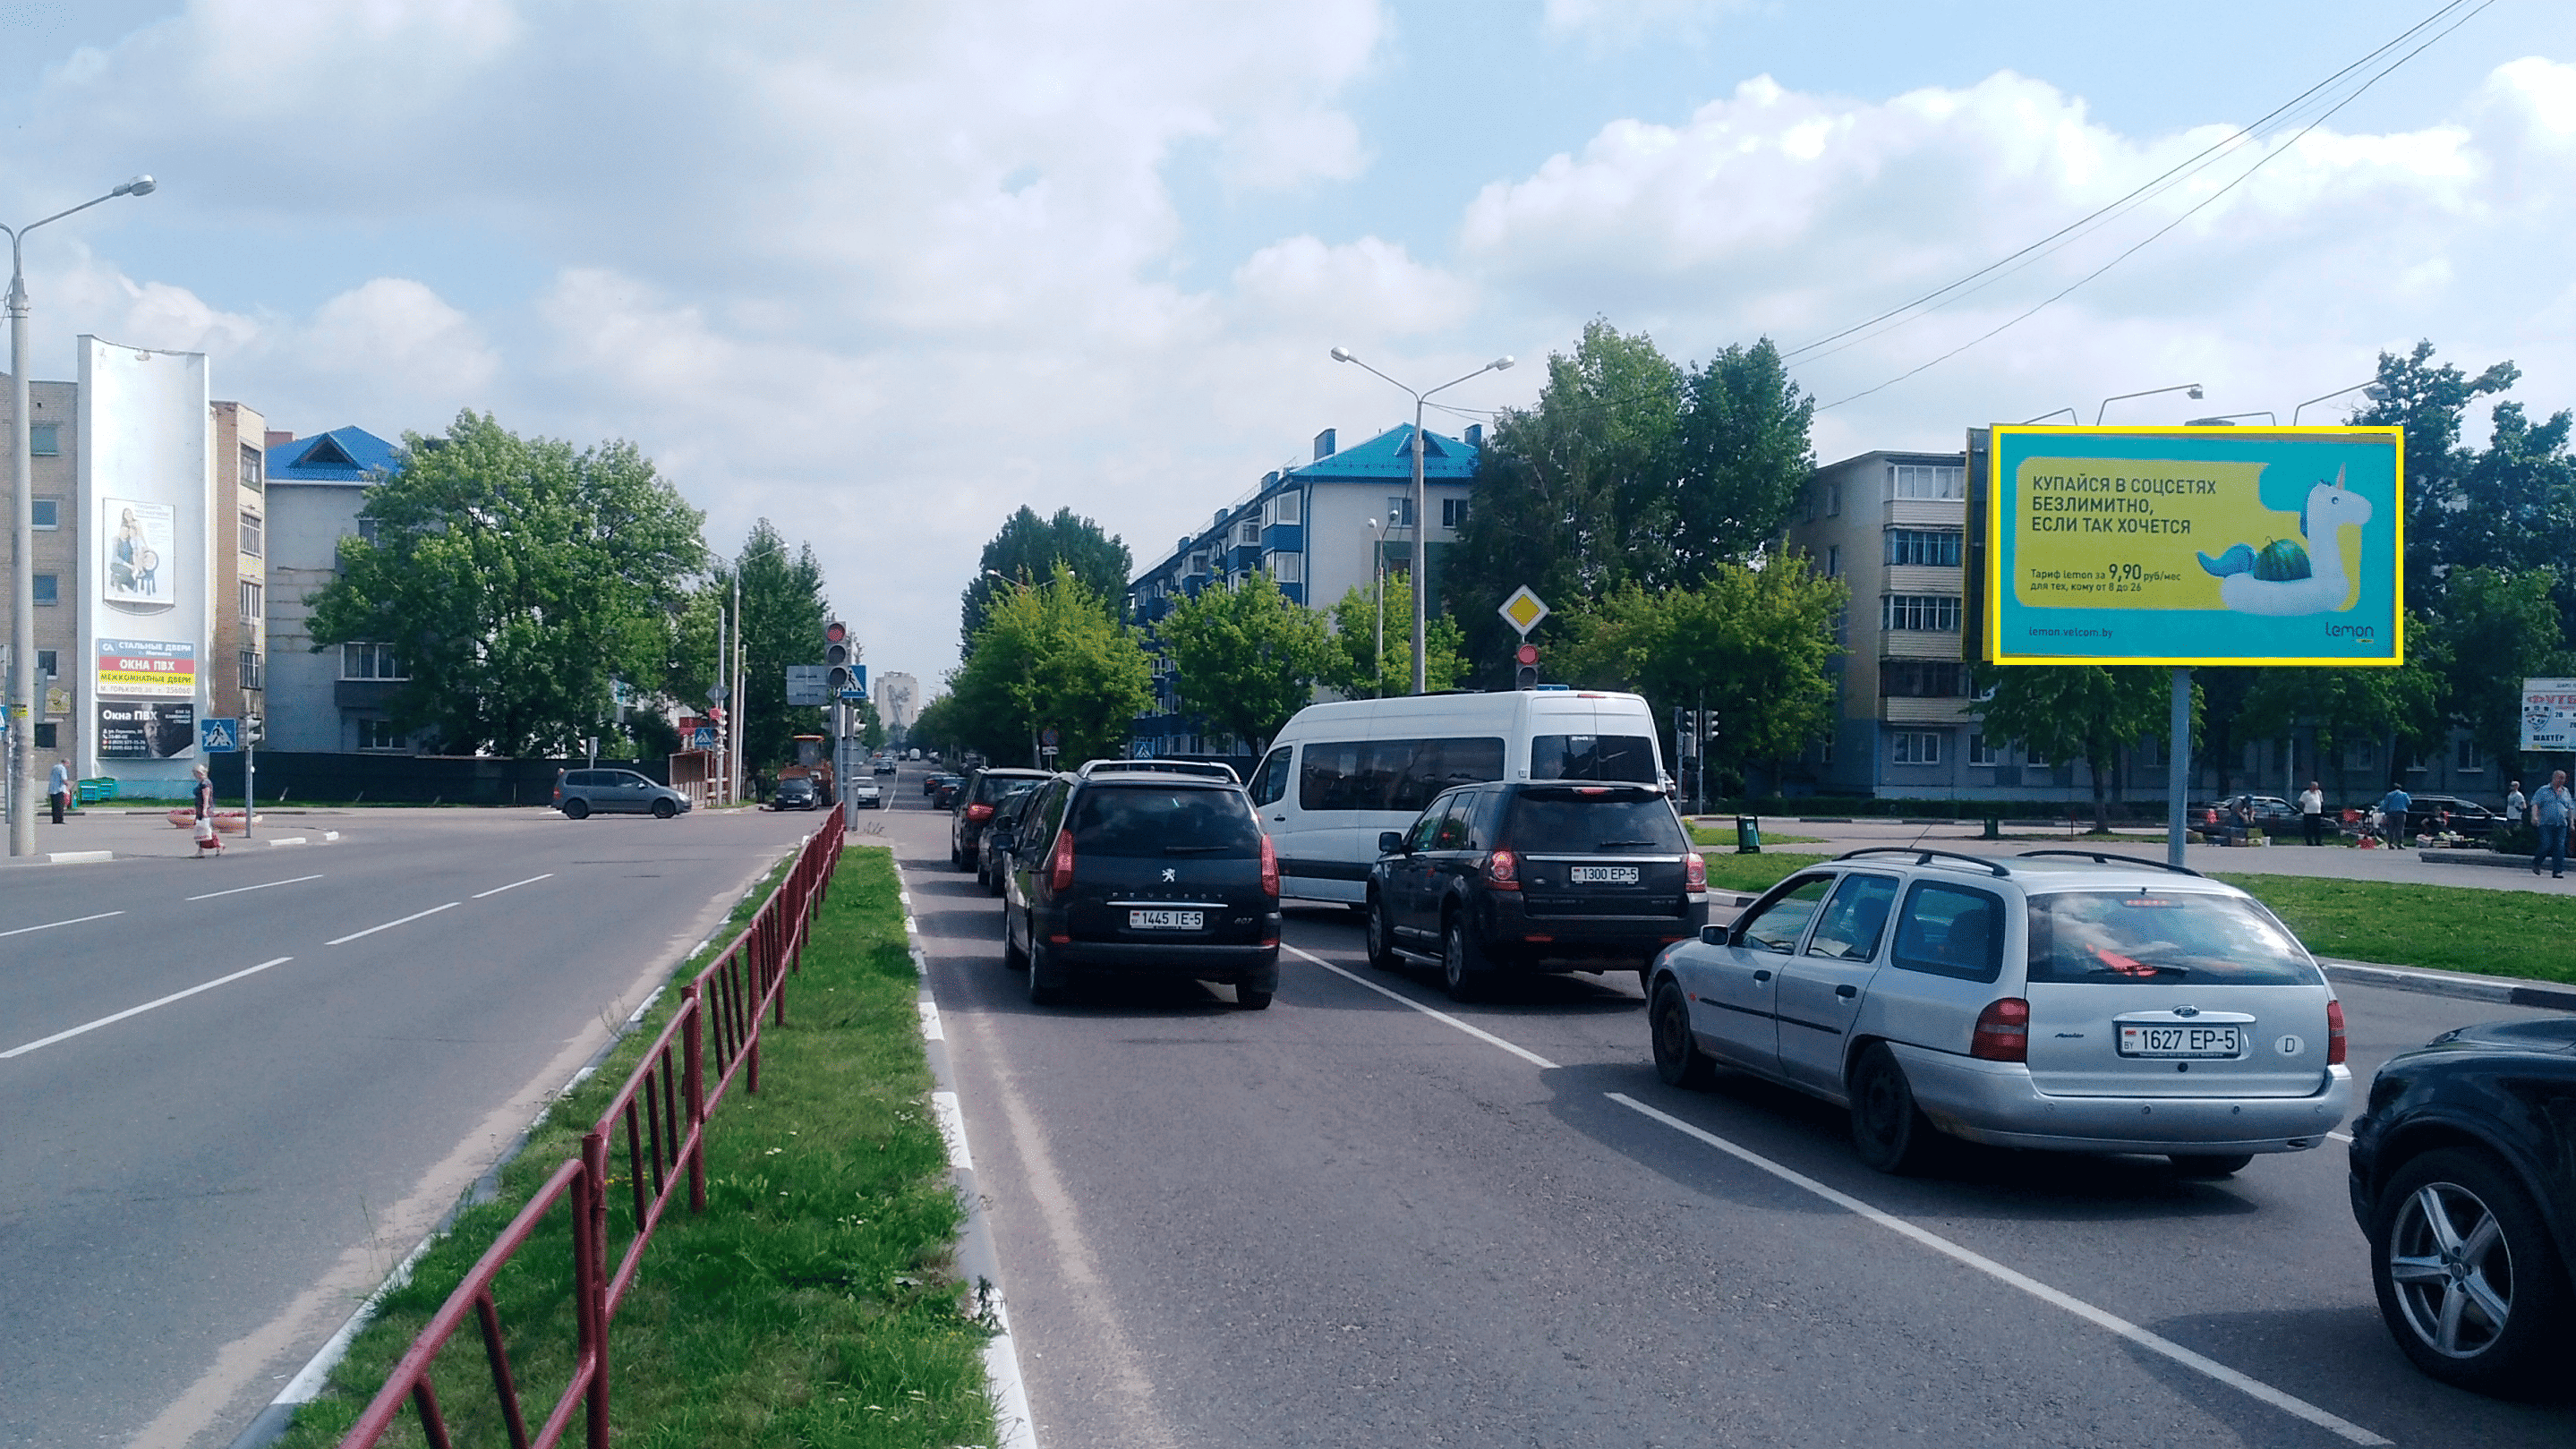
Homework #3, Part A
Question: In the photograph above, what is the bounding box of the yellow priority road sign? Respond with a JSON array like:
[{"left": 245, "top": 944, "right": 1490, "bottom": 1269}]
[{"left": 1498, "top": 585, "right": 1549, "bottom": 637}]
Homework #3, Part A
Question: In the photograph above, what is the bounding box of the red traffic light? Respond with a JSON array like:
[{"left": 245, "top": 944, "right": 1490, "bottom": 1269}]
[
  {"left": 1514, "top": 643, "right": 1539, "bottom": 666},
  {"left": 824, "top": 620, "right": 848, "bottom": 644}
]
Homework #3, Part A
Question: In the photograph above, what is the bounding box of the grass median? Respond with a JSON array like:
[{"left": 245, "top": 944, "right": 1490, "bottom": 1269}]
[{"left": 279, "top": 842, "right": 995, "bottom": 1449}]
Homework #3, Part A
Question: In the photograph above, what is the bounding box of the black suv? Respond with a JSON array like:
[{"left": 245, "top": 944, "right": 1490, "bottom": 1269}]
[
  {"left": 2347, "top": 1015, "right": 2576, "bottom": 1394},
  {"left": 1002, "top": 763, "right": 1281, "bottom": 1008},
  {"left": 951, "top": 767, "right": 1053, "bottom": 868},
  {"left": 1366, "top": 780, "right": 1709, "bottom": 1001},
  {"left": 977, "top": 784, "right": 1043, "bottom": 894}
]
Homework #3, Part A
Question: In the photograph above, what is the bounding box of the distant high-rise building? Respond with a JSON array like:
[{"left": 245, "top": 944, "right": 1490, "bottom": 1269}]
[{"left": 875, "top": 671, "right": 918, "bottom": 733}]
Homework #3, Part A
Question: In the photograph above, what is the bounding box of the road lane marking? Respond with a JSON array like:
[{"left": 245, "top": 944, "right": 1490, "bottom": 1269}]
[
  {"left": 2, "top": 958, "right": 294, "bottom": 1061},
  {"left": 185, "top": 874, "right": 323, "bottom": 902},
  {"left": 0, "top": 908, "right": 124, "bottom": 940},
  {"left": 1282, "top": 943, "right": 1560, "bottom": 1069},
  {"left": 1284, "top": 938, "right": 2391, "bottom": 1448},
  {"left": 473, "top": 873, "right": 554, "bottom": 899},
  {"left": 326, "top": 902, "right": 459, "bottom": 945}
]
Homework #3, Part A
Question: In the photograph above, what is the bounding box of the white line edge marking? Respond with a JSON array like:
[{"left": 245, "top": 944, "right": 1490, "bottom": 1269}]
[
  {"left": 1281, "top": 942, "right": 1559, "bottom": 1069},
  {"left": 473, "top": 873, "right": 555, "bottom": 899},
  {"left": 326, "top": 901, "right": 459, "bottom": 945},
  {"left": 2329, "top": 1130, "right": 2353, "bottom": 1143},
  {"left": 184, "top": 874, "right": 323, "bottom": 902},
  {"left": 0, "top": 908, "right": 124, "bottom": 939},
  {"left": 2, "top": 958, "right": 294, "bottom": 1060},
  {"left": 1282, "top": 940, "right": 2387, "bottom": 1448}
]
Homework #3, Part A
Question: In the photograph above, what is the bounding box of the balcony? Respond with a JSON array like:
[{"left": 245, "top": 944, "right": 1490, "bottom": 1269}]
[
  {"left": 1882, "top": 695, "right": 1974, "bottom": 724},
  {"left": 1881, "top": 629, "right": 1964, "bottom": 660},
  {"left": 1885, "top": 498, "right": 1967, "bottom": 528}
]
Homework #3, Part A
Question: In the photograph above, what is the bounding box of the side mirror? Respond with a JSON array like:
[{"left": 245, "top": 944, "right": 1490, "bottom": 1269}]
[
  {"left": 1378, "top": 831, "right": 1407, "bottom": 856},
  {"left": 1700, "top": 924, "right": 1727, "bottom": 946}
]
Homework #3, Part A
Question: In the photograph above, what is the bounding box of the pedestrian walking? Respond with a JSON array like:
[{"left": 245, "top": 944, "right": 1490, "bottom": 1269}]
[
  {"left": 47, "top": 756, "right": 71, "bottom": 825},
  {"left": 2533, "top": 771, "right": 2573, "bottom": 879},
  {"left": 192, "top": 764, "right": 223, "bottom": 857},
  {"left": 2378, "top": 782, "right": 2412, "bottom": 849},
  {"left": 2505, "top": 780, "right": 2527, "bottom": 822},
  {"left": 2299, "top": 780, "right": 2325, "bottom": 847}
]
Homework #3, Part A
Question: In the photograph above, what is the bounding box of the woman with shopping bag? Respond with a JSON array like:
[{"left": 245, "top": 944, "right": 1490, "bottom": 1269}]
[{"left": 192, "top": 765, "right": 222, "bottom": 857}]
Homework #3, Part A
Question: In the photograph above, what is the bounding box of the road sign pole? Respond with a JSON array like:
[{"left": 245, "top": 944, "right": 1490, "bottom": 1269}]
[
  {"left": 2168, "top": 667, "right": 2192, "bottom": 868},
  {"left": 243, "top": 734, "right": 254, "bottom": 838}
]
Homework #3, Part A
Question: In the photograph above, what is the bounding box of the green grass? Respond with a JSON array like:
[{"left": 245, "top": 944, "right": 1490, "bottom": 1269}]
[
  {"left": 2216, "top": 874, "right": 2576, "bottom": 985},
  {"left": 278, "top": 844, "right": 994, "bottom": 1448},
  {"left": 1699, "top": 851, "right": 1831, "bottom": 894},
  {"left": 1692, "top": 824, "right": 1824, "bottom": 847}
]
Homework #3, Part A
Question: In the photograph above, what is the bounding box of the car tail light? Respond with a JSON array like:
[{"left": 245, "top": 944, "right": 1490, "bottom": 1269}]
[
  {"left": 1970, "top": 997, "right": 2030, "bottom": 1062},
  {"left": 1259, "top": 834, "right": 1279, "bottom": 898},
  {"left": 1484, "top": 848, "right": 1520, "bottom": 890},
  {"left": 1048, "top": 828, "right": 1076, "bottom": 892},
  {"left": 966, "top": 802, "right": 994, "bottom": 823},
  {"left": 1684, "top": 851, "right": 1707, "bottom": 890},
  {"left": 2326, "top": 999, "right": 2347, "bottom": 1066}
]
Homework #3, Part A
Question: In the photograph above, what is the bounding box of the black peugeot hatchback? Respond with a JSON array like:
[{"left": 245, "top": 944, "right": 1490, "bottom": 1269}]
[{"left": 1002, "top": 762, "right": 1282, "bottom": 1009}]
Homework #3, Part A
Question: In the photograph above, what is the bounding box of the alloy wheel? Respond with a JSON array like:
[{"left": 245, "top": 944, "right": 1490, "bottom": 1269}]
[{"left": 2387, "top": 1180, "right": 2516, "bottom": 1360}]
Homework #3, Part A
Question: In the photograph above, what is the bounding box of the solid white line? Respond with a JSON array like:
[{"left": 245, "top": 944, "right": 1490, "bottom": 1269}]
[
  {"left": 1281, "top": 942, "right": 1560, "bottom": 1069},
  {"left": 0, "top": 908, "right": 124, "bottom": 940},
  {"left": 2, "top": 958, "right": 294, "bottom": 1060},
  {"left": 918, "top": 998, "right": 945, "bottom": 1041},
  {"left": 1605, "top": 1095, "right": 2388, "bottom": 1446},
  {"left": 472, "top": 872, "right": 554, "bottom": 899},
  {"left": 185, "top": 874, "right": 322, "bottom": 902},
  {"left": 326, "top": 901, "right": 458, "bottom": 945}
]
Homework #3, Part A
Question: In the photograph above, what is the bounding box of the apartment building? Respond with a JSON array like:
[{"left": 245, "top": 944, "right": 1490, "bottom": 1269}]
[{"left": 259, "top": 426, "right": 421, "bottom": 754}]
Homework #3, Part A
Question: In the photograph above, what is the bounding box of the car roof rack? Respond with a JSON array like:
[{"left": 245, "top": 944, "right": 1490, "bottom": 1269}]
[
  {"left": 1076, "top": 758, "right": 1242, "bottom": 784},
  {"left": 1835, "top": 846, "right": 2009, "bottom": 877},
  {"left": 2014, "top": 848, "right": 2204, "bottom": 877}
]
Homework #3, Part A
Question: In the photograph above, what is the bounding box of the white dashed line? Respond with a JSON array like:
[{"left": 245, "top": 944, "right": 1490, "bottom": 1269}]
[
  {"left": 186, "top": 874, "right": 323, "bottom": 902},
  {"left": 2, "top": 958, "right": 294, "bottom": 1061},
  {"left": 473, "top": 873, "right": 555, "bottom": 899},
  {"left": 0, "top": 909, "right": 124, "bottom": 939},
  {"left": 325, "top": 902, "right": 458, "bottom": 945}
]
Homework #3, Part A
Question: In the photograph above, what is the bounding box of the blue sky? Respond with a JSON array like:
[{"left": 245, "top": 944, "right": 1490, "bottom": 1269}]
[{"left": 1, "top": 0, "right": 2568, "bottom": 693}]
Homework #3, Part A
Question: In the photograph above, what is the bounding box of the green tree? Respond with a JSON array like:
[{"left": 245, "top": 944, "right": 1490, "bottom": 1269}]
[
  {"left": 2238, "top": 650, "right": 2443, "bottom": 803},
  {"left": 948, "top": 564, "right": 1153, "bottom": 765},
  {"left": 1668, "top": 338, "right": 1818, "bottom": 583},
  {"left": 1554, "top": 558, "right": 1846, "bottom": 790},
  {"left": 910, "top": 691, "right": 963, "bottom": 760},
  {"left": 1971, "top": 666, "right": 2182, "bottom": 831},
  {"left": 857, "top": 697, "right": 889, "bottom": 753},
  {"left": 310, "top": 411, "right": 704, "bottom": 757},
  {"left": 1318, "top": 573, "right": 1467, "bottom": 699},
  {"left": 2349, "top": 341, "right": 2521, "bottom": 607},
  {"left": 1156, "top": 573, "right": 1332, "bottom": 754},
  {"left": 707, "top": 522, "right": 833, "bottom": 774},
  {"left": 959, "top": 506, "right": 1133, "bottom": 652}
]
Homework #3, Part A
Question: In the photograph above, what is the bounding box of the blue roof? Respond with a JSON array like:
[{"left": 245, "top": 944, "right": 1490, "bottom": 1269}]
[
  {"left": 1291, "top": 422, "right": 1477, "bottom": 482},
  {"left": 267, "top": 426, "right": 399, "bottom": 482}
]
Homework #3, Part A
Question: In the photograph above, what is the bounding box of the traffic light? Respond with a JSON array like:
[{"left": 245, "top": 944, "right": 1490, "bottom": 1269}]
[
  {"left": 1514, "top": 641, "right": 1539, "bottom": 691},
  {"left": 824, "top": 619, "right": 854, "bottom": 696},
  {"left": 243, "top": 713, "right": 264, "bottom": 745}
]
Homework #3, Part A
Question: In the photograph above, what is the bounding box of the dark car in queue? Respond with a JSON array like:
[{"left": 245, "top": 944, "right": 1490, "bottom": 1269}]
[
  {"left": 926, "top": 773, "right": 967, "bottom": 810},
  {"left": 1366, "top": 780, "right": 1708, "bottom": 1002},
  {"left": 922, "top": 771, "right": 960, "bottom": 798},
  {"left": 2400, "top": 793, "right": 2506, "bottom": 840},
  {"left": 951, "top": 767, "right": 1053, "bottom": 870},
  {"left": 771, "top": 776, "right": 822, "bottom": 812},
  {"left": 1002, "top": 763, "right": 1281, "bottom": 1009},
  {"left": 977, "top": 785, "right": 1042, "bottom": 895},
  {"left": 2347, "top": 1015, "right": 2576, "bottom": 1395}
]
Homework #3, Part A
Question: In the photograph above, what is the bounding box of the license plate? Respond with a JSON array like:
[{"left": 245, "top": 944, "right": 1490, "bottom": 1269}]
[
  {"left": 1570, "top": 865, "right": 1640, "bottom": 884},
  {"left": 1128, "top": 909, "right": 1204, "bottom": 931},
  {"left": 2118, "top": 1024, "right": 2243, "bottom": 1058}
]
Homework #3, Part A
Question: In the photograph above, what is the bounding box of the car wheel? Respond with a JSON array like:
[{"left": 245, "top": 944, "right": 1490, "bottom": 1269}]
[
  {"left": 2169, "top": 1154, "right": 2255, "bottom": 1179},
  {"left": 986, "top": 860, "right": 1008, "bottom": 898},
  {"left": 1236, "top": 985, "right": 1274, "bottom": 1010},
  {"left": 1026, "top": 936, "right": 1067, "bottom": 1006},
  {"left": 562, "top": 799, "right": 590, "bottom": 821},
  {"left": 1365, "top": 896, "right": 1402, "bottom": 970},
  {"left": 975, "top": 854, "right": 990, "bottom": 890},
  {"left": 1649, "top": 978, "right": 1716, "bottom": 1089},
  {"left": 1002, "top": 911, "right": 1028, "bottom": 971},
  {"left": 2371, "top": 1146, "right": 2572, "bottom": 1394},
  {"left": 1440, "top": 913, "right": 1487, "bottom": 1002},
  {"left": 652, "top": 798, "right": 677, "bottom": 819},
  {"left": 1847, "top": 1041, "right": 1941, "bottom": 1175}
]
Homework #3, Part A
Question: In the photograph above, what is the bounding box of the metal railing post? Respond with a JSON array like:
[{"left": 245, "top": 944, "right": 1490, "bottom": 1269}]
[
  {"left": 577, "top": 1131, "right": 610, "bottom": 1449},
  {"left": 683, "top": 986, "right": 706, "bottom": 1213}
]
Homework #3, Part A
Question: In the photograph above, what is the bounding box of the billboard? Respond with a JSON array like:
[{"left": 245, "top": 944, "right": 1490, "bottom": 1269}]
[
  {"left": 2521, "top": 678, "right": 2576, "bottom": 753},
  {"left": 78, "top": 337, "right": 212, "bottom": 786},
  {"left": 1983, "top": 426, "right": 2403, "bottom": 667}
]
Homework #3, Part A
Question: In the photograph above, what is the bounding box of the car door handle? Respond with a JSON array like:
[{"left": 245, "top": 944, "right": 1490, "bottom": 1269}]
[
  {"left": 1836, "top": 984, "right": 1859, "bottom": 999},
  {"left": 1752, "top": 969, "right": 1772, "bottom": 983}
]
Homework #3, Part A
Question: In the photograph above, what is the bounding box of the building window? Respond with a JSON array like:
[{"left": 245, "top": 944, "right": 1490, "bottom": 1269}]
[
  {"left": 355, "top": 516, "right": 382, "bottom": 546},
  {"left": 2025, "top": 747, "right": 2051, "bottom": 768},
  {"left": 356, "top": 719, "right": 402, "bottom": 751},
  {"left": 36, "top": 649, "right": 56, "bottom": 678},
  {"left": 1968, "top": 733, "right": 2001, "bottom": 767},
  {"left": 1274, "top": 490, "right": 1301, "bottom": 525},
  {"left": 2135, "top": 736, "right": 2165, "bottom": 769},
  {"left": 1891, "top": 464, "right": 1965, "bottom": 499},
  {"left": 1825, "top": 544, "right": 1840, "bottom": 578},
  {"left": 1441, "top": 497, "right": 1468, "bottom": 529},
  {"left": 1234, "top": 520, "right": 1261, "bottom": 548},
  {"left": 34, "top": 722, "right": 56, "bottom": 748},
  {"left": 1889, "top": 730, "right": 1942, "bottom": 765},
  {"left": 342, "top": 643, "right": 405, "bottom": 680},
  {"left": 33, "top": 572, "right": 56, "bottom": 605},
  {"left": 29, "top": 423, "right": 59, "bottom": 456},
  {"left": 2342, "top": 741, "right": 2375, "bottom": 771},
  {"left": 1882, "top": 594, "right": 1961, "bottom": 632},
  {"left": 240, "top": 649, "right": 263, "bottom": 690},
  {"left": 1385, "top": 496, "right": 1417, "bottom": 527},
  {"left": 240, "top": 510, "right": 263, "bottom": 558},
  {"left": 1881, "top": 661, "right": 1966, "bottom": 696},
  {"left": 32, "top": 497, "right": 59, "bottom": 530},
  {"left": 239, "top": 579, "right": 264, "bottom": 620},
  {"left": 1825, "top": 483, "right": 1842, "bottom": 516},
  {"left": 2456, "top": 737, "right": 2484, "bottom": 772},
  {"left": 1186, "top": 550, "right": 1208, "bottom": 575},
  {"left": 240, "top": 441, "right": 264, "bottom": 492},
  {"left": 1885, "top": 528, "right": 1963, "bottom": 567},
  {"left": 1269, "top": 551, "right": 1304, "bottom": 584}
]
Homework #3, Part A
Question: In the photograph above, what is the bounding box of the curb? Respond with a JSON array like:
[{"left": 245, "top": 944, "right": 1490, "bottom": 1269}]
[
  {"left": 892, "top": 862, "right": 1039, "bottom": 1449},
  {"left": 47, "top": 849, "right": 113, "bottom": 865},
  {"left": 2321, "top": 958, "right": 2576, "bottom": 1013},
  {"left": 2418, "top": 848, "right": 2557, "bottom": 873}
]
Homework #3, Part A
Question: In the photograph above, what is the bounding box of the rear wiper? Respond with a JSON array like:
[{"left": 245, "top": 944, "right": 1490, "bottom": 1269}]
[
  {"left": 1594, "top": 840, "right": 1659, "bottom": 848},
  {"left": 1162, "top": 843, "right": 1231, "bottom": 854}
]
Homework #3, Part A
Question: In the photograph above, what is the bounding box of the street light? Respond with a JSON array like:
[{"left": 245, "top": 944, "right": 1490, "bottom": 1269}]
[
  {"left": 1364, "top": 516, "right": 1391, "bottom": 697},
  {"left": 2017, "top": 407, "right": 2079, "bottom": 425},
  {"left": 726, "top": 535, "right": 794, "bottom": 804},
  {"left": 2094, "top": 382, "right": 2204, "bottom": 425},
  {"left": 2293, "top": 380, "right": 2388, "bottom": 425},
  {"left": 7, "top": 175, "right": 153, "bottom": 858},
  {"left": 1329, "top": 346, "right": 1514, "bottom": 695},
  {"left": 2185, "top": 411, "right": 2278, "bottom": 426}
]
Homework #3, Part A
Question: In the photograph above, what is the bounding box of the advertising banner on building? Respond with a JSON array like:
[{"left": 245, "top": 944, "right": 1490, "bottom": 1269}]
[
  {"left": 102, "top": 498, "right": 177, "bottom": 608},
  {"left": 2521, "top": 678, "right": 2576, "bottom": 753},
  {"left": 1983, "top": 426, "right": 2403, "bottom": 667},
  {"left": 98, "top": 699, "right": 198, "bottom": 759},
  {"left": 78, "top": 337, "right": 212, "bottom": 786},
  {"left": 97, "top": 637, "right": 197, "bottom": 697}
]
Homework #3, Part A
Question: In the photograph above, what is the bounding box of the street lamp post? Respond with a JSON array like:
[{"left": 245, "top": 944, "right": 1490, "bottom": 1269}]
[
  {"left": 2094, "top": 383, "right": 2204, "bottom": 424},
  {"left": 6, "top": 175, "right": 153, "bottom": 858},
  {"left": 1364, "top": 516, "right": 1390, "bottom": 697},
  {"left": 1331, "top": 347, "right": 1514, "bottom": 695},
  {"left": 2293, "top": 381, "right": 2387, "bottom": 425}
]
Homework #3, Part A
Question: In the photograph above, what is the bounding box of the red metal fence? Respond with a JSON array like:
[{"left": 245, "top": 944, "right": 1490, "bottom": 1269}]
[{"left": 337, "top": 820, "right": 847, "bottom": 1449}]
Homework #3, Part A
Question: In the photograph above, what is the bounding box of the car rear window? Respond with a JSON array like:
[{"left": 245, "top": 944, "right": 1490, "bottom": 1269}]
[
  {"left": 2026, "top": 891, "right": 2320, "bottom": 986},
  {"left": 1531, "top": 733, "right": 1659, "bottom": 783},
  {"left": 1069, "top": 785, "right": 1262, "bottom": 857},
  {"left": 974, "top": 772, "right": 1045, "bottom": 804},
  {"left": 1503, "top": 789, "right": 1687, "bottom": 851}
]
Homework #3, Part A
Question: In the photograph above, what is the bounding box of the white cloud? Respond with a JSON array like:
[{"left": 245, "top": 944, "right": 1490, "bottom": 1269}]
[{"left": 1233, "top": 235, "right": 1476, "bottom": 335}]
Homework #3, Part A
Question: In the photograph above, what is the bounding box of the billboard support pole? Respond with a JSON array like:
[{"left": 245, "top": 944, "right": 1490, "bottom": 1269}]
[{"left": 2167, "top": 667, "right": 2192, "bottom": 868}]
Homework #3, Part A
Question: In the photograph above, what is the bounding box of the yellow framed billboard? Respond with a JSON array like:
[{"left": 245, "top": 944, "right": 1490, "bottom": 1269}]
[{"left": 1983, "top": 425, "right": 2403, "bottom": 667}]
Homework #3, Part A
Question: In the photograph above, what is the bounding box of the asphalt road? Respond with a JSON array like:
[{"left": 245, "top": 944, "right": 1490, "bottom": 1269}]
[
  {"left": 884, "top": 772, "right": 2576, "bottom": 1448},
  {"left": 0, "top": 802, "right": 824, "bottom": 1449}
]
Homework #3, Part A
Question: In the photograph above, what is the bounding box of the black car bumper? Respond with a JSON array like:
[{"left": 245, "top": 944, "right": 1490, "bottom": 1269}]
[
  {"left": 1045, "top": 937, "right": 1281, "bottom": 988},
  {"left": 1478, "top": 892, "right": 1706, "bottom": 968}
]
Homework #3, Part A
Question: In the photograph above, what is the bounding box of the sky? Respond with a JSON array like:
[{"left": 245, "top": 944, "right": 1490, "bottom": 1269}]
[{"left": 2, "top": 0, "right": 2571, "bottom": 696}]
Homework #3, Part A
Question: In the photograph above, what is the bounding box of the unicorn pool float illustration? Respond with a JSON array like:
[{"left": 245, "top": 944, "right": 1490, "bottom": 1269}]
[{"left": 2192, "top": 465, "right": 2372, "bottom": 616}]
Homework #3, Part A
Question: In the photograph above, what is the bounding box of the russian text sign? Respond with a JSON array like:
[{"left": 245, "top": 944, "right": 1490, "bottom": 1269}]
[
  {"left": 2521, "top": 678, "right": 2576, "bottom": 753},
  {"left": 1984, "top": 426, "right": 2403, "bottom": 666}
]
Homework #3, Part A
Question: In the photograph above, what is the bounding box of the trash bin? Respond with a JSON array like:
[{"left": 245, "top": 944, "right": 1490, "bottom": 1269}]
[
  {"left": 1983, "top": 816, "right": 2000, "bottom": 840},
  {"left": 1735, "top": 815, "right": 1761, "bottom": 855}
]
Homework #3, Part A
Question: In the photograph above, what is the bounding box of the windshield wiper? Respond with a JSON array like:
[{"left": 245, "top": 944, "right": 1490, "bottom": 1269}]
[
  {"left": 1162, "top": 843, "right": 1232, "bottom": 854},
  {"left": 1594, "top": 839, "right": 1660, "bottom": 848}
]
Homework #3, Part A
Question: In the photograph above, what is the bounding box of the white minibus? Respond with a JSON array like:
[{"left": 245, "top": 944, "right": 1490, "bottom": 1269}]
[{"left": 1245, "top": 689, "right": 1668, "bottom": 905}]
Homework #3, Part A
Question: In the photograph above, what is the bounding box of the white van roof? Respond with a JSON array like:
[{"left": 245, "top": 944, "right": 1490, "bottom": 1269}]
[{"left": 1279, "top": 689, "right": 1651, "bottom": 733}]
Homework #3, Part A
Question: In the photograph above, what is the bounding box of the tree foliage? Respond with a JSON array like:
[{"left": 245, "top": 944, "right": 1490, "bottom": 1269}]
[
  {"left": 946, "top": 564, "right": 1152, "bottom": 766},
  {"left": 696, "top": 521, "right": 833, "bottom": 774},
  {"left": 309, "top": 411, "right": 704, "bottom": 757},
  {"left": 959, "top": 506, "right": 1132, "bottom": 652},
  {"left": 1317, "top": 573, "right": 1468, "bottom": 700},
  {"left": 1974, "top": 666, "right": 2188, "bottom": 831},
  {"left": 1156, "top": 573, "right": 1332, "bottom": 754}
]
